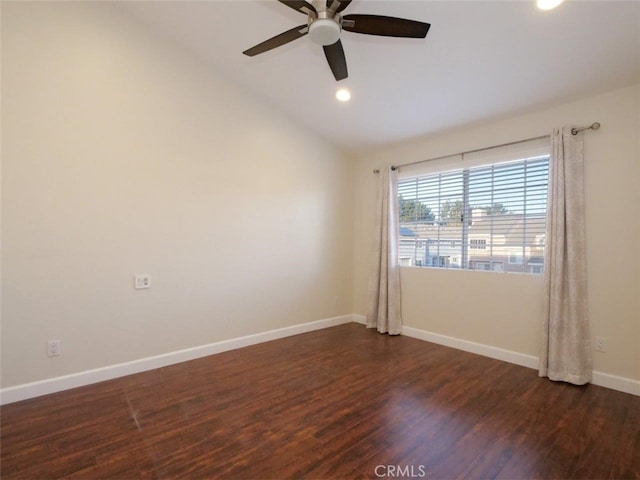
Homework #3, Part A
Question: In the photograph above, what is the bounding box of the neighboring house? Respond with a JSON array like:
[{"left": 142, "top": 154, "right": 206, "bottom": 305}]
[{"left": 399, "top": 209, "right": 546, "bottom": 274}]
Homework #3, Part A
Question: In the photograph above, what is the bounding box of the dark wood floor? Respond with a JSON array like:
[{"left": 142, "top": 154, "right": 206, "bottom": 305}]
[{"left": 1, "top": 323, "right": 638, "bottom": 480}]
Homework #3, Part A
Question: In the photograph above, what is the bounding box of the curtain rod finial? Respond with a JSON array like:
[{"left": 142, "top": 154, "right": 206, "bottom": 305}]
[
  {"left": 571, "top": 122, "right": 601, "bottom": 135},
  {"left": 373, "top": 167, "right": 397, "bottom": 173}
]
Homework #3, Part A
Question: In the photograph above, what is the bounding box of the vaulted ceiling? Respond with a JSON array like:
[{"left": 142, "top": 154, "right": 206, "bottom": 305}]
[{"left": 121, "top": 1, "right": 640, "bottom": 154}]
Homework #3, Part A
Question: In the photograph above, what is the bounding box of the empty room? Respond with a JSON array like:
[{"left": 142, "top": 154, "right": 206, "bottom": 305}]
[{"left": 1, "top": 0, "right": 639, "bottom": 479}]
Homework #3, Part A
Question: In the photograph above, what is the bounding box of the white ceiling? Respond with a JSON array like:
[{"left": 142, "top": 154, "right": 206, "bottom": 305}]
[{"left": 120, "top": 1, "right": 640, "bottom": 154}]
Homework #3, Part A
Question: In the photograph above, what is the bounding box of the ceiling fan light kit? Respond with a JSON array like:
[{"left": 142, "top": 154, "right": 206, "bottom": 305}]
[
  {"left": 309, "top": 18, "right": 341, "bottom": 45},
  {"left": 242, "top": 0, "right": 430, "bottom": 81}
]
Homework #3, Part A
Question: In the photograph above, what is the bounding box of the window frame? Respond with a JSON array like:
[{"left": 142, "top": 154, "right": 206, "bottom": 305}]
[{"left": 396, "top": 142, "right": 550, "bottom": 276}]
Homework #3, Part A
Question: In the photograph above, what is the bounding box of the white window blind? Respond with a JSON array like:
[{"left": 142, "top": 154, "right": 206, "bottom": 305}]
[{"left": 397, "top": 139, "right": 550, "bottom": 274}]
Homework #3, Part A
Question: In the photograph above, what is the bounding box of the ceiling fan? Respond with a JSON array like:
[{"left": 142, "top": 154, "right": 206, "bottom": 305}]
[{"left": 242, "top": 0, "right": 430, "bottom": 81}]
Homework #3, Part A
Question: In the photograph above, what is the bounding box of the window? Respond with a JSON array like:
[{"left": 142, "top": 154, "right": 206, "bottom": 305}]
[
  {"left": 509, "top": 253, "right": 523, "bottom": 264},
  {"left": 399, "top": 257, "right": 413, "bottom": 267},
  {"left": 470, "top": 239, "right": 487, "bottom": 249},
  {"left": 397, "top": 141, "right": 549, "bottom": 274}
]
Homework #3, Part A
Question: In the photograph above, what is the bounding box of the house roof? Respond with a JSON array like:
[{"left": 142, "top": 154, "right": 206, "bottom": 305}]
[
  {"left": 400, "top": 227, "right": 418, "bottom": 237},
  {"left": 400, "top": 213, "right": 546, "bottom": 245}
]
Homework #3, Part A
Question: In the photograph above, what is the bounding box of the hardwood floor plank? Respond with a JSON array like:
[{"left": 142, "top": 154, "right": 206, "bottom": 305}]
[
  {"left": 608, "top": 390, "right": 640, "bottom": 480},
  {"left": 1, "top": 323, "right": 638, "bottom": 480}
]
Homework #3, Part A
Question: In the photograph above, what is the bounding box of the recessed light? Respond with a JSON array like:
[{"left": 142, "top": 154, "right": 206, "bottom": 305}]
[
  {"left": 335, "top": 88, "right": 351, "bottom": 102},
  {"left": 537, "top": 0, "right": 565, "bottom": 10}
]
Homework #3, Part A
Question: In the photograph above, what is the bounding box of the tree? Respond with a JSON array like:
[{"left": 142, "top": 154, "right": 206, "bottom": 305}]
[
  {"left": 476, "top": 203, "right": 510, "bottom": 215},
  {"left": 439, "top": 201, "right": 511, "bottom": 226},
  {"left": 440, "top": 200, "right": 464, "bottom": 226},
  {"left": 399, "top": 196, "right": 435, "bottom": 223}
]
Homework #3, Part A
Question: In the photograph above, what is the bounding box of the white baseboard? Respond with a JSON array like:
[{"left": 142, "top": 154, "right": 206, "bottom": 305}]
[
  {"left": 401, "top": 324, "right": 640, "bottom": 396},
  {"left": 592, "top": 370, "right": 640, "bottom": 396},
  {"left": 0, "top": 314, "right": 356, "bottom": 405},
  {"left": 401, "top": 326, "right": 539, "bottom": 369},
  {"left": 3, "top": 315, "right": 637, "bottom": 404},
  {"left": 352, "top": 314, "right": 367, "bottom": 325}
]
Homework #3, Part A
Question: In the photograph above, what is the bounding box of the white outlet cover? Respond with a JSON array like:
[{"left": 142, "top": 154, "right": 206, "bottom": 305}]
[
  {"left": 134, "top": 274, "right": 151, "bottom": 289},
  {"left": 47, "top": 340, "right": 61, "bottom": 357}
]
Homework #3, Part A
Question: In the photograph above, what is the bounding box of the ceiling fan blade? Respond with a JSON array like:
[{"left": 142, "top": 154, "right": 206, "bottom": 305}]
[
  {"left": 342, "top": 14, "right": 430, "bottom": 38},
  {"left": 278, "top": 0, "right": 316, "bottom": 15},
  {"left": 326, "top": 0, "right": 352, "bottom": 13},
  {"left": 243, "top": 25, "right": 308, "bottom": 57},
  {"left": 323, "top": 39, "right": 348, "bottom": 81}
]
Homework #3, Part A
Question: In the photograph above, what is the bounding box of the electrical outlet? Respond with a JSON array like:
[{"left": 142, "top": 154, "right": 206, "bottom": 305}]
[
  {"left": 134, "top": 274, "right": 151, "bottom": 289},
  {"left": 594, "top": 336, "right": 606, "bottom": 353},
  {"left": 47, "top": 340, "right": 61, "bottom": 357}
]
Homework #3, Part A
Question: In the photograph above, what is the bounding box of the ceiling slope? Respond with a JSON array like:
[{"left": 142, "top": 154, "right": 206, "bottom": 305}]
[{"left": 121, "top": 1, "right": 640, "bottom": 153}]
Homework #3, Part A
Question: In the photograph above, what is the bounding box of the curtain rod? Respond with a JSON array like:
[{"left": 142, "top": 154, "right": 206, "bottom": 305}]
[
  {"left": 372, "top": 122, "right": 600, "bottom": 173},
  {"left": 570, "top": 122, "right": 600, "bottom": 136}
]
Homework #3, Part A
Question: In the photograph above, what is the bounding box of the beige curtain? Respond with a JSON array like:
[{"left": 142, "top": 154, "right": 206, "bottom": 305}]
[
  {"left": 366, "top": 166, "right": 402, "bottom": 335},
  {"left": 539, "top": 127, "right": 592, "bottom": 385}
]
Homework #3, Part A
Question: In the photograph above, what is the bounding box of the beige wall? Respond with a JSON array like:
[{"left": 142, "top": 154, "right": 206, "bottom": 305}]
[
  {"left": 2, "top": 2, "right": 638, "bottom": 392},
  {"left": 1, "top": 2, "right": 354, "bottom": 388},
  {"left": 353, "top": 84, "right": 640, "bottom": 381}
]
